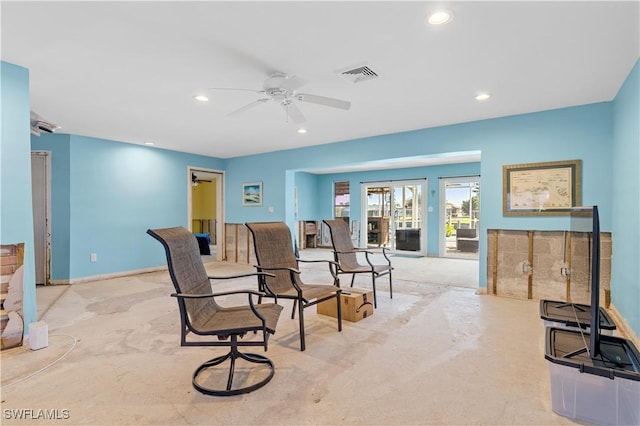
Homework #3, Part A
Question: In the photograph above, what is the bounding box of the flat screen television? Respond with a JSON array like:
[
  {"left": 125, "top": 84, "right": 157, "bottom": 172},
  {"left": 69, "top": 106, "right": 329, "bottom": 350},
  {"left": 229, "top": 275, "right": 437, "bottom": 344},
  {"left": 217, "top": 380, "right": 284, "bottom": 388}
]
[{"left": 567, "top": 205, "right": 601, "bottom": 358}]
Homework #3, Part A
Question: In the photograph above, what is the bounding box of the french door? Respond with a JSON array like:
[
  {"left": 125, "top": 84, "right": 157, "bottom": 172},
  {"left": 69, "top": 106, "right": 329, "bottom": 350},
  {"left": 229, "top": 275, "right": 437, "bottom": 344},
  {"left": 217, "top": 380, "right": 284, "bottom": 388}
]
[
  {"left": 361, "top": 179, "right": 426, "bottom": 254},
  {"left": 439, "top": 176, "right": 480, "bottom": 258}
]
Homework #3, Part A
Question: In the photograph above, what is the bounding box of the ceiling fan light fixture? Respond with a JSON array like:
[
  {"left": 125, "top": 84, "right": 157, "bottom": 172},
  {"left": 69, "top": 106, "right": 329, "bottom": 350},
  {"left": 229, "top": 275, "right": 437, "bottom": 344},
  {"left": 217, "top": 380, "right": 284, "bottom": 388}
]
[
  {"left": 194, "top": 94, "right": 209, "bottom": 102},
  {"left": 426, "top": 9, "right": 454, "bottom": 25}
]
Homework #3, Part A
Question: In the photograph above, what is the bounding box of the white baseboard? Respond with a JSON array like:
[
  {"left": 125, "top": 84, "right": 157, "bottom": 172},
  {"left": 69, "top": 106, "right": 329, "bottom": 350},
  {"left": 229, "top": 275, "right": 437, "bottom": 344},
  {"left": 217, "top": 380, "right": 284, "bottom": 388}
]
[{"left": 49, "top": 265, "right": 168, "bottom": 285}]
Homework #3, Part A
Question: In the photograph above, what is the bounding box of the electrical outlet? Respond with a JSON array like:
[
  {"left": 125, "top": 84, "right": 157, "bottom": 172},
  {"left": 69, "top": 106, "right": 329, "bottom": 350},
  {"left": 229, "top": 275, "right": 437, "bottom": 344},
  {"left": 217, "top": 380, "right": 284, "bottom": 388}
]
[{"left": 90, "top": 253, "right": 97, "bottom": 262}]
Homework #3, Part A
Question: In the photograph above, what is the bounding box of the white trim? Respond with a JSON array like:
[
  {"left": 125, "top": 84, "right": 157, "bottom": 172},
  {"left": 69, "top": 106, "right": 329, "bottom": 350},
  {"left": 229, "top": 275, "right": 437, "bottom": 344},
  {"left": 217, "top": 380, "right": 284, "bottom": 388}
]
[
  {"left": 439, "top": 175, "right": 480, "bottom": 258},
  {"left": 187, "top": 166, "right": 225, "bottom": 261},
  {"left": 49, "top": 265, "right": 169, "bottom": 285},
  {"left": 31, "top": 150, "right": 52, "bottom": 285},
  {"left": 360, "top": 179, "right": 427, "bottom": 254}
]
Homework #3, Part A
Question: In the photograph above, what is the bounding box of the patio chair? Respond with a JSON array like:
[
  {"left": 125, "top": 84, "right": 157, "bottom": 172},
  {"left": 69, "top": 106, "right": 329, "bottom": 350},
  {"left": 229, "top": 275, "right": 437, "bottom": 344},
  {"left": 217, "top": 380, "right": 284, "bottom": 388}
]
[
  {"left": 323, "top": 219, "right": 393, "bottom": 308},
  {"left": 147, "top": 226, "right": 283, "bottom": 396},
  {"left": 245, "top": 222, "right": 342, "bottom": 352}
]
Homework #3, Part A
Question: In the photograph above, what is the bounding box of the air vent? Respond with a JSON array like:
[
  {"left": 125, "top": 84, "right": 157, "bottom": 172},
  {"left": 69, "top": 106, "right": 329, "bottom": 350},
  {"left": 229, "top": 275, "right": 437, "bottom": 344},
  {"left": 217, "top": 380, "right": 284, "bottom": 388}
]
[{"left": 340, "top": 65, "right": 379, "bottom": 84}]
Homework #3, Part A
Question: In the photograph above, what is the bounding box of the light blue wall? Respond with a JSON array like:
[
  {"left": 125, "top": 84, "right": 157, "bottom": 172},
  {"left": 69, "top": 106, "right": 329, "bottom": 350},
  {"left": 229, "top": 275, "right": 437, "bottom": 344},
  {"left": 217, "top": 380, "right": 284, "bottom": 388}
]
[
  {"left": 294, "top": 171, "right": 320, "bottom": 221},
  {"left": 612, "top": 59, "right": 640, "bottom": 337},
  {"left": 315, "top": 162, "right": 481, "bottom": 255},
  {"left": 31, "top": 133, "right": 226, "bottom": 280},
  {"left": 10, "top": 56, "right": 638, "bottom": 338},
  {"left": 226, "top": 102, "right": 614, "bottom": 291},
  {"left": 0, "top": 61, "right": 37, "bottom": 327}
]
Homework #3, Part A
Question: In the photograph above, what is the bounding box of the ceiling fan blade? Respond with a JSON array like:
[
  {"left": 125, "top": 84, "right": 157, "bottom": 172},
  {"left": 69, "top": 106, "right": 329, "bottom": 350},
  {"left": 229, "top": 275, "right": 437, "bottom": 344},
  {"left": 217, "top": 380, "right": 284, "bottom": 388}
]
[
  {"left": 281, "top": 101, "right": 306, "bottom": 124},
  {"left": 208, "top": 87, "right": 264, "bottom": 94},
  {"left": 227, "top": 98, "right": 270, "bottom": 116},
  {"left": 295, "top": 93, "right": 351, "bottom": 110}
]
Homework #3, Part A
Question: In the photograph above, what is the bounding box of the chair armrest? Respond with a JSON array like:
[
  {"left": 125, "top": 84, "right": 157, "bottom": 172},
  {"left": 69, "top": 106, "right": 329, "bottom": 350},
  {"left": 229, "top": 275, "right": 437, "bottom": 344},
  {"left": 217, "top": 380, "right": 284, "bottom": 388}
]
[
  {"left": 360, "top": 247, "right": 392, "bottom": 268},
  {"left": 252, "top": 265, "right": 301, "bottom": 274},
  {"left": 334, "top": 249, "right": 373, "bottom": 255},
  {"left": 208, "top": 272, "right": 275, "bottom": 280},
  {"left": 171, "top": 289, "right": 267, "bottom": 299},
  {"left": 297, "top": 258, "right": 340, "bottom": 268},
  {"left": 296, "top": 259, "right": 340, "bottom": 286},
  {"left": 251, "top": 265, "right": 304, "bottom": 295}
]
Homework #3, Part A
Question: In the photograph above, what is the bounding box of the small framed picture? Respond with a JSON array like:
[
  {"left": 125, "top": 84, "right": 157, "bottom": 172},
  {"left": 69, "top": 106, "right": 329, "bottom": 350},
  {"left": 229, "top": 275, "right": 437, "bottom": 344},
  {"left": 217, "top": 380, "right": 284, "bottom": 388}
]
[{"left": 242, "top": 182, "right": 263, "bottom": 207}]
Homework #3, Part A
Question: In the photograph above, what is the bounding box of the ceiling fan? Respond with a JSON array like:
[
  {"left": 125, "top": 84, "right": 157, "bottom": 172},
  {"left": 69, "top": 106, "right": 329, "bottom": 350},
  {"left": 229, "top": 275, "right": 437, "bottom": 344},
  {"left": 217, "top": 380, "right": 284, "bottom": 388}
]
[
  {"left": 210, "top": 73, "right": 351, "bottom": 124},
  {"left": 192, "top": 172, "right": 212, "bottom": 187}
]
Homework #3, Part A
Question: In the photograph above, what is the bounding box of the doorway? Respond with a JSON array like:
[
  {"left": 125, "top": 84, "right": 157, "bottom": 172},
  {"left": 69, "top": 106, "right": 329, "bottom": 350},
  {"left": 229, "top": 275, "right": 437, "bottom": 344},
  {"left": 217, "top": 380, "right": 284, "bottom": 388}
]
[
  {"left": 31, "top": 151, "right": 51, "bottom": 285},
  {"left": 439, "top": 176, "right": 480, "bottom": 259},
  {"left": 361, "top": 179, "right": 427, "bottom": 254},
  {"left": 188, "top": 168, "right": 224, "bottom": 261}
]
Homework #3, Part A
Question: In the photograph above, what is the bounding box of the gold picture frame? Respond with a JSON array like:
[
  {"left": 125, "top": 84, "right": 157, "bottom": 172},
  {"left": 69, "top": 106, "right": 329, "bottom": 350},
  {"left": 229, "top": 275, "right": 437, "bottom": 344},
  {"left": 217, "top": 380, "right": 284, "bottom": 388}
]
[{"left": 503, "top": 160, "right": 581, "bottom": 216}]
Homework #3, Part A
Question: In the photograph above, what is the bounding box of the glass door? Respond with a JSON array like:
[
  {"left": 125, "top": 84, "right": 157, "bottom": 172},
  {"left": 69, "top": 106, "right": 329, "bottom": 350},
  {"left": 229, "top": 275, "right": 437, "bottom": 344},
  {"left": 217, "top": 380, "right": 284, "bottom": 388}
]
[
  {"left": 440, "top": 176, "right": 480, "bottom": 258},
  {"left": 362, "top": 179, "right": 426, "bottom": 254}
]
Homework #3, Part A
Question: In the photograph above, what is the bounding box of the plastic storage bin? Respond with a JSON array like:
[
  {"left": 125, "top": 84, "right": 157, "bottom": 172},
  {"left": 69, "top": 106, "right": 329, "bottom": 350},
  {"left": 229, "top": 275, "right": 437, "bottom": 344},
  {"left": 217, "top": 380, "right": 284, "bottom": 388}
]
[
  {"left": 540, "top": 299, "right": 616, "bottom": 335},
  {"left": 544, "top": 327, "right": 640, "bottom": 425}
]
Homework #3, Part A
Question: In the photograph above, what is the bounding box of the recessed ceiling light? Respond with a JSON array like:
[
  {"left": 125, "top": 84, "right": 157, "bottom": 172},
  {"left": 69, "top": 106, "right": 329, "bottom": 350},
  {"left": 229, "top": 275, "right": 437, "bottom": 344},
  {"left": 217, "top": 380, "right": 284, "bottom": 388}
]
[
  {"left": 144, "top": 141, "right": 155, "bottom": 146},
  {"left": 194, "top": 94, "right": 209, "bottom": 102},
  {"left": 426, "top": 9, "right": 453, "bottom": 25},
  {"left": 297, "top": 128, "right": 307, "bottom": 134},
  {"left": 475, "top": 93, "right": 491, "bottom": 101}
]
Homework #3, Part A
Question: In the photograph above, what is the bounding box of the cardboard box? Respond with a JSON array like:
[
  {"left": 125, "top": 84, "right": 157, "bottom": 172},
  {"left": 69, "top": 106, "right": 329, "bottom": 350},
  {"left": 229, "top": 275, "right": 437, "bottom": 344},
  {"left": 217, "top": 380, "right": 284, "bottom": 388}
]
[{"left": 317, "top": 288, "right": 374, "bottom": 322}]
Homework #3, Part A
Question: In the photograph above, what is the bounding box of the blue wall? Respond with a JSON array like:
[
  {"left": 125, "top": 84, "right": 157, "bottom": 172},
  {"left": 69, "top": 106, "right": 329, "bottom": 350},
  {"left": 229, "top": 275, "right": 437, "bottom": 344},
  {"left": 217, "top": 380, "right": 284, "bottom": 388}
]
[
  {"left": 0, "top": 62, "right": 37, "bottom": 327},
  {"left": 31, "top": 134, "right": 226, "bottom": 281},
  {"left": 612, "top": 59, "right": 640, "bottom": 336},
  {"left": 7, "top": 58, "right": 639, "bottom": 338},
  {"left": 226, "top": 102, "right": 614, "bottom": 292},
  {"left": 294, "top": 171, "right": 320, "bottom": 221},
  {"left": 315, "top": 162, "right": 481, "bottom": 255}
]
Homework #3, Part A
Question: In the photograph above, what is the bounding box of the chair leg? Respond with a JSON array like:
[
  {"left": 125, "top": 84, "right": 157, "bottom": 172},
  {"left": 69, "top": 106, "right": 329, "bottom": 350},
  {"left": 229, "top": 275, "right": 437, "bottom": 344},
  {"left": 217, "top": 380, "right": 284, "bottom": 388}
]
[
  {"left": 291, "top": 299, "right": 297, "bottom": 319},
  {"left": 389, "top": 270, "right": 393, "bottom": 299},
  {"left": 336, "top": 293, "right": 342, "bottom": 332},
  {"left": 192, "top": 336, "right": 275, "bottom": 396},
  {"left": 298, "top": 299, "right": 306, "bottom": 351},
  {"left": 372, "top": 272, "right": 378, "bottom": 308},
  {"left": 350, "top": 274, "right": 355, "bottom": 287}
]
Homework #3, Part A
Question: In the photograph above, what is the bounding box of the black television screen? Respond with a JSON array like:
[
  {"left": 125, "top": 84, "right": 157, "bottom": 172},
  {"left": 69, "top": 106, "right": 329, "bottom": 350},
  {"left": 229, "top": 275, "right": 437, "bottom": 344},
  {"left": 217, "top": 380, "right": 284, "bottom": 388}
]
[{"left": 569, "top": 205, "right": 600, "bottom": 358}]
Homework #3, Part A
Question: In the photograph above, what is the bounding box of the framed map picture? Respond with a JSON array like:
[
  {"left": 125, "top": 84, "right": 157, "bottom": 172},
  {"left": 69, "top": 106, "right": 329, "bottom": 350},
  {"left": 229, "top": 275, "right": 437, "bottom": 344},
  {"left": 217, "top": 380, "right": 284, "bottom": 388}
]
[
  {"left": 242, "top": 182, "right": 262, "bottom": 207},
  {"left": 503, "top": 160, "right": 581, "bottom": 216}
]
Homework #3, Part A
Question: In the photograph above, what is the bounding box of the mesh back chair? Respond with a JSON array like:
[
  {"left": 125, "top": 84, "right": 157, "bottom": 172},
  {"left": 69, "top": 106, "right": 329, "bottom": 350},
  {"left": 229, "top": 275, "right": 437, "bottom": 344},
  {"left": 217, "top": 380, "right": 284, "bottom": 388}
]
[
  {"left": 245, "top": 222, "right": 342, "bottom": 352},
  {"left": 147, "top": 226, "right": 283, "bottom": 396},
  {"left": 323, "top": 219, "right": 393, "bottom": 308}
]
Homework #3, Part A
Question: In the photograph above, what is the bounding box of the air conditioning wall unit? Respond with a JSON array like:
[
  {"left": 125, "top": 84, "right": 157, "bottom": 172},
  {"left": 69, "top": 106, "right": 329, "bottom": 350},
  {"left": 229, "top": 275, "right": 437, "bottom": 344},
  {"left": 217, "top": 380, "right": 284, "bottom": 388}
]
[{"left": 30, "top": 111, "right": 60, "bottom": 136}]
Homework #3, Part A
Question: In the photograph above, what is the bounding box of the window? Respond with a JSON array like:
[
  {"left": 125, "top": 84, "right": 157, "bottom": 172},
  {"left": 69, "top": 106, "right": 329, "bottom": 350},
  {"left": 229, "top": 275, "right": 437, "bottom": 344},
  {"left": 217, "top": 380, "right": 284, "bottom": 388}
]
[{"left": 334, "top": 181, "right": 350, "bottom": 219}]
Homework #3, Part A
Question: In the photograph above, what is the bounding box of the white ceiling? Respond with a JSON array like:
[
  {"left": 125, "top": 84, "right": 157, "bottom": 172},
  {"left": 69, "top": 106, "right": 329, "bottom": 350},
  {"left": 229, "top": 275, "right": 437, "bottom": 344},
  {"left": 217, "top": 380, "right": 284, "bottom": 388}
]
[{"left": 2, "top": 1, "right": 639, "bottom": 163}]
